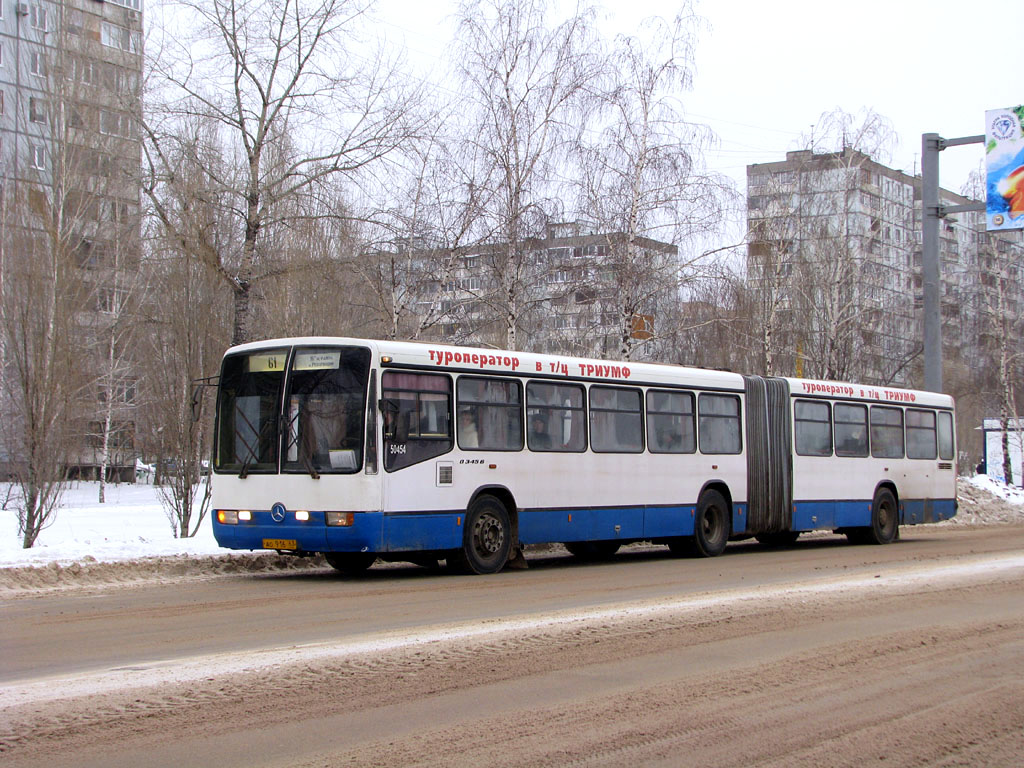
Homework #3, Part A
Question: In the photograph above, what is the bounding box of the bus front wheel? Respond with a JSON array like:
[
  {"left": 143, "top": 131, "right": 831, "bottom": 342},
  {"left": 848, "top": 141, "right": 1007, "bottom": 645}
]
[
  {"left": 669, "top": 490, "right": 730, "bottom": 558},
  {"left": 324, "top": 551, "right": 377, "bottom": 575},
  {"left": 848, "top": 488, "right": 898, "bottom": 545},
  {"left": 452, "top": 495, "right": 511, "bottom": 575}
]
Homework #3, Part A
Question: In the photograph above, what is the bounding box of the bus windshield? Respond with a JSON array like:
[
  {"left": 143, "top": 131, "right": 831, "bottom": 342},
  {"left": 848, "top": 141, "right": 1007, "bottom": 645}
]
[
  {"left": 282, "top": 347, "right": 371, "bottom": 475},
  {"left": 215, "top": 348, "right": 289, "bottom": 475},
  {"left": 214, "top": 345, "right": 371, "bottom": 475}
]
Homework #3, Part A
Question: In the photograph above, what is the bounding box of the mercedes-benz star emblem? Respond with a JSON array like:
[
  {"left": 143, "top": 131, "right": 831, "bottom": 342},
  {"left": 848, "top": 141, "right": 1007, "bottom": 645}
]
[{"left": 270, "top": 503, "right": 286, "bottom": 522}]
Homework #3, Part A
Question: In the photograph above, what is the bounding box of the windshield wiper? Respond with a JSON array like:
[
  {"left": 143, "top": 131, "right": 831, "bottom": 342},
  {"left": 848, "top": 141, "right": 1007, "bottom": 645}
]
[{"left": 237, "top": 414, "right": 278, "bottom": 479}]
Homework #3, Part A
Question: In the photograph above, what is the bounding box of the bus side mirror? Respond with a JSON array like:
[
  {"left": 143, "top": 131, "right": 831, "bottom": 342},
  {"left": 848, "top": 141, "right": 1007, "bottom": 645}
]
[{"left": 191, "top": 385, "right": 203, "bottom": 422}]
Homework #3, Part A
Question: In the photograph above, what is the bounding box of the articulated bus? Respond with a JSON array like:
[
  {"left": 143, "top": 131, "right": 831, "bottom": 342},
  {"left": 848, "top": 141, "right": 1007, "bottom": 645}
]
[{"left": 211, "top": 337, "right": 957, "bottom": 574}]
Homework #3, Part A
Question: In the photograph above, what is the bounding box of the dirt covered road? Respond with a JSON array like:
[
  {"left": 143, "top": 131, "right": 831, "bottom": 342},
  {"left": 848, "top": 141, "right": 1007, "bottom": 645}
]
[{"left": 2, "top": 525, "right": 1024, "bottom": 767}]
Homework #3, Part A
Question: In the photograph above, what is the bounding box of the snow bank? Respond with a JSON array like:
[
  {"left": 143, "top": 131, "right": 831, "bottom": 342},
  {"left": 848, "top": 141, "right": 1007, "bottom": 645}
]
[{"left": 0, "top": 481, "right": 222, "bottom": 567}]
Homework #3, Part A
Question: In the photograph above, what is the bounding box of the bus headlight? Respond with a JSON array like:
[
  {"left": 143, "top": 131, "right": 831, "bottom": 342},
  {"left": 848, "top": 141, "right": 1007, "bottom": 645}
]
[
  {"left": 218, "top": 509, "right": 238, "bottom": 525},
  {"left": 295, "top": 510, "right": 310, "bottom": 522},
  {"left": 325, "top": 511, "right": 354, "bottom": 527},
  {"left": 217, "top": 510, "right": 250, "bottom": 524}
]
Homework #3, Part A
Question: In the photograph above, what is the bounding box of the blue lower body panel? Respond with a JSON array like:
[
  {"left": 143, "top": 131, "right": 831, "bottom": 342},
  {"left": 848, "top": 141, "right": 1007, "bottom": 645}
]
[
  {"left": 214, "top": 510, "right": 464, "bottom": 554},
  {"left": 214, "top": 497, "right": 959, "bottom": 555},
  {"left": 902, "top": 498, "right": 957, "bottom": 524},
  {"left": 519, "top": 504, "right": 697, "bottom": 544},
  {"left": 790, "top": 498, "right": 957, "bottom": 531}
]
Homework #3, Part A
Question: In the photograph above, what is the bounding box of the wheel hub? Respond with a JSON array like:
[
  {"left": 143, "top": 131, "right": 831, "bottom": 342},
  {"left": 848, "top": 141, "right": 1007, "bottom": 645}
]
[{"left": 475, "top": 514, "right": 504, "bottom": 554}]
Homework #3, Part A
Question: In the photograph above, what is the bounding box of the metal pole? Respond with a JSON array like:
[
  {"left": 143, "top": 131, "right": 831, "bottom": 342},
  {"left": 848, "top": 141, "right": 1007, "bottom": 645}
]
[{"left": 921, "top": 133, "right": 942, "bottom": 393}]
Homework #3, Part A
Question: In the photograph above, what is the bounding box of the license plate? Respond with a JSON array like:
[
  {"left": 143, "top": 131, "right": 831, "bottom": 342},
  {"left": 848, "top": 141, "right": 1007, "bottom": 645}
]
[{"left": 263, "top": 538, "right": 297, "bottom": 550}]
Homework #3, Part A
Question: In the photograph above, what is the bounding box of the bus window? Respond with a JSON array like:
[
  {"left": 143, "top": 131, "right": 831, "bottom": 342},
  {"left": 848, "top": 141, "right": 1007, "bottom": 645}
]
[
  {"left": 870, "top": 406, "right": 904, "bottom": 458},
  {"left": 283, "top": 347, "right": 371, "bottom": 475},
  {"left": 834, "top": 403, "right": 869, "bottom": 457},
  {"left": 526, "top": 381, "right": 586, "bottom": 452},
  {"left": 456, "top": 377, "right": 523, "bottom": 451},
  {"left": 938, "top": 411, "right": 955, "bottom": 460},
  {"left": 794, "top": 400, "right": 833, "bottom": 456},
  {"left": 698, "top": 393, "right": 741, "bottom": 455},
  {"left": 646, "top": 390, "right": 695, "bottom": 454},
  {"left": 381, "top": 371, "right": 452, "bottom": 471},
  {"left": 590, "top": 386, "right": 643, "bottom": 453},
  {"left": 906, "top": 409, "right": 937, "bottom": 459}
]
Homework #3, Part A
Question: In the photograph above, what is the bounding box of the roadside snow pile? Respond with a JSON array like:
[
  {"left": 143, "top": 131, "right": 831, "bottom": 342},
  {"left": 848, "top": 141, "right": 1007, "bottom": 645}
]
[
  {"left": 0, "top": 551, "right": 326, "bottom": 594},
  {"left": 947, "top": 475, "right": 1024, "bottom": 526},
  {"left": 0, "top": 481, "right": 328, "bottom": 593}
]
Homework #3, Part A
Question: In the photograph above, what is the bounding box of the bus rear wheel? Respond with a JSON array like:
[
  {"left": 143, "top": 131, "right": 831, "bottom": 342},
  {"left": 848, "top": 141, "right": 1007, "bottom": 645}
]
[
  {"left": 564, "top": 540, "right": 621, "bottom": 560},
  {"left": 669, "top": 490, "right": 730, "bottom": 557},
  {"left": 324, "top": 551, "right": 376, "bottom": 575},
  {"left": 847, "top": 488, "right": 898, "bottom": 545},
  {"left": 452, "top": 495, "right": 511, "bottom": 575}
]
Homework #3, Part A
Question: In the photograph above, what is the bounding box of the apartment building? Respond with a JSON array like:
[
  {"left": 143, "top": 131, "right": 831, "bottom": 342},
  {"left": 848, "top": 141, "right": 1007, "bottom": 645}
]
[
  {"left": 0, "top": 0, "right": 143, "bottom": 480},
  {"left": 746, "top": 148, "right": 1023, "bottom": 388},
  {"left": 420, "top": 223, "right": 678, "bottom": 359}
]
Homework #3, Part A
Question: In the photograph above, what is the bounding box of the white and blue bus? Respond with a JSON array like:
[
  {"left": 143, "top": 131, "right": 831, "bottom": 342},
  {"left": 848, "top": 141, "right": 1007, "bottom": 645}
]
[{"left": 210, "top": 337, "right": 957, "bottom": 574}]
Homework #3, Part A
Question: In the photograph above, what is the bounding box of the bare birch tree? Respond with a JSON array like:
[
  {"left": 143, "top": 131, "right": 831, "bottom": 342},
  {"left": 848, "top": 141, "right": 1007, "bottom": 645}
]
[
  {"left": 576, "top": 9, "right": 731, "bottom": 361},
  {"left": 353, "top": 133, "right": 487, "bottom": 341},
  {"left": 144, "top": 0, "right": 421, "bottom": 345},
  {"left": 455, "top": 0, "right": 601, "bottom": 350}
]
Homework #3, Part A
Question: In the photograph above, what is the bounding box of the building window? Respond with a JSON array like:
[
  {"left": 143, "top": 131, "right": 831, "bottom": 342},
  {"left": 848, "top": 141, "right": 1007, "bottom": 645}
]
[
  {"left": 76, "top": 59, "right": 98, "bottom": 85},
  {"left": 97, "top": 287, "right": 129, "bottom": 314},
  {"left": 101, "top": 22, "right": 140, "bottom": 53},
  {"left": 30, "top": 51, "right": 46, "bottom": 77},
  {"left": 100, "top": 110, "right": 134, "bottom": 137},
  {"left": 30, "top": 5, "right": 48, "bottom": 31},
  {"left": 30, "top": 144, "right": 45, "bottom": 170},
  {"left": 29, "top": 97, "right": 46, "bottom": 123},
  {"left": 105, "top": 64, "right": 139, "bottom": 95}
]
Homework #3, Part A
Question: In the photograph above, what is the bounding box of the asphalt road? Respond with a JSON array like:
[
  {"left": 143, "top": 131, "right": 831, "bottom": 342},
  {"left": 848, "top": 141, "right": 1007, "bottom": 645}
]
[{"left": 2, "top": 525, "right": 1023, "bottom": 767}]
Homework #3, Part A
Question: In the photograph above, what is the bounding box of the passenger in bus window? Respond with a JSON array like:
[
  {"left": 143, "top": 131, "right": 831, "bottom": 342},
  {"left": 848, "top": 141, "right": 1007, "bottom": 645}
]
[
  {"left": 458, "top": 408, "right": 479, "bottom": 448},
  {"left": 529, "top": 414, "right": 552, "bottom": 449},
  {"left": 657, "top": 427, "right": 682, "bottom": 452}
]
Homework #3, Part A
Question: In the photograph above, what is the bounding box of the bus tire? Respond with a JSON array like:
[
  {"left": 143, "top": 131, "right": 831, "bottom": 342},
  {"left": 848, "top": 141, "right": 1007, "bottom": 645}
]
[
  {"left": 452, "top": 495, "right": 511, "bottom": 575},
  {"left": 847, "top": 488, "right": 898, "bottom": 545},
  {"left": 564, "top": 540, "right": 621, "bottom": 560},
  {"left": 669, "top": 490, "right": 730, "bottom": 557},
  {"left": 755, "top": 530, "right": 800, "bottom": 547},
  {"left": 324, "top": 551, "right": 376, "bottom": 575}
]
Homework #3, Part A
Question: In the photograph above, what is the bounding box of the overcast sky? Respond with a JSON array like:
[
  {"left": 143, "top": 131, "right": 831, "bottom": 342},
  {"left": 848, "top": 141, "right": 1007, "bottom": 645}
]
[{"left": 372, "top": 0, "right": 1023, "bottom": 197}]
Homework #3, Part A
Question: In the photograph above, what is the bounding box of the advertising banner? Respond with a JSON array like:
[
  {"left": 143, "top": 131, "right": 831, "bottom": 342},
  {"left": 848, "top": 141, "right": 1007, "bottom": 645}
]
[{"left": 985, "top": 106, "right": 1024, "bottom": 231}]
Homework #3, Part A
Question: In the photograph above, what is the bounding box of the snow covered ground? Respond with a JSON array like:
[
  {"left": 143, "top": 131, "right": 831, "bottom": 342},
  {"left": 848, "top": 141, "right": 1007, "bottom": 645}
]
[
  {"left": 0, "top": 481, "right": 223, "bottom": 568},
  {"left": 1, "top": 475, "right": 1023, "bottom": 570}
]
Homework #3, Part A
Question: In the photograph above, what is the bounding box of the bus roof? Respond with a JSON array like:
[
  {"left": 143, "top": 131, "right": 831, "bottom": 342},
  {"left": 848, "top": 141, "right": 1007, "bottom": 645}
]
[{"left": 223, "top": 337, "right": 955, "bottom": 407}]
